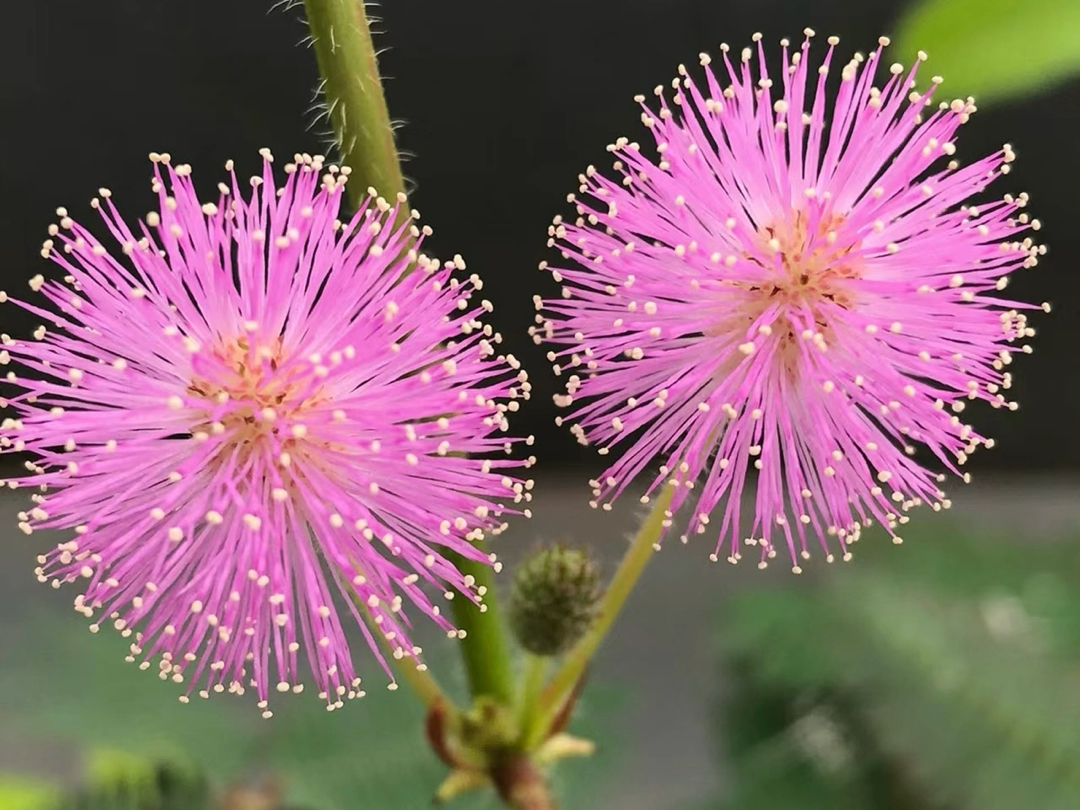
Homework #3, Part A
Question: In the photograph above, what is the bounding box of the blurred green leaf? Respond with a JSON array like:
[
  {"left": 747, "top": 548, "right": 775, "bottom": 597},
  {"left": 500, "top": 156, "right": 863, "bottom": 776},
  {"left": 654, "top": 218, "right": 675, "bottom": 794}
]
[
  {"left": 676, "top": 655, "right": 935, "bottom": 810},
  {"left": 85, "top": 749, "right": 166, "bottom": 790},
  {"left": 893, "top": 0, "right": 1080, "bottom": 103},
  {"left": 0, "top": 774, "right": 59, "bottom": 810},
  {"left": 52, "top": 762, "right": 215, "bottom": 810},
  {"left": 712, "top": 521, "right": 1080, "bottom": 810}
]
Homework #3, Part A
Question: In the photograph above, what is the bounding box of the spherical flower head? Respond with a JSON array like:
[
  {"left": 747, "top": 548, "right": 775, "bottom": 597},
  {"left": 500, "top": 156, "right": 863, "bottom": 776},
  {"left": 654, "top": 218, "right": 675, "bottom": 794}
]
[
  {"left": 1, "top": 149, "right": 534, "bottom": 713},
  {"left": 508, "top": 543, "right": 602, "bottom": 656},
  {"left": 538, "top": 32, "right": 1046, "bottom": 570}
]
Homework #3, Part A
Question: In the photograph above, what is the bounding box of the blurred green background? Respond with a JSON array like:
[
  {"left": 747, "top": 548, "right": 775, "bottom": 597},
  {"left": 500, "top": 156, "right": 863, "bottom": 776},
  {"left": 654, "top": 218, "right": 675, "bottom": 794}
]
[
  {"left": 3, "top": 0, "right": 1080, "bottom": 808},
  {"left": 6, "top": 474, "right": 1080, "bottom": 810}
]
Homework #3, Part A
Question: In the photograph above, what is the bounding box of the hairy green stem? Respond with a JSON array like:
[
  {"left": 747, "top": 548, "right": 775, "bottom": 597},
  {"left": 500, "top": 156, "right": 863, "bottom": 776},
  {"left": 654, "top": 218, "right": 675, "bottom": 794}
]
[
  {"left": 299, "top": 9, "right": 535, "bottom": 798},
  {"left": 303, "top": 0, "right": 406, "bottom": 209},
  {"left": 449, "top": 546, "right": 517, "bottom": 705},
  {"left": 524, "top": 484, "right": 675, "bottom": 748}
]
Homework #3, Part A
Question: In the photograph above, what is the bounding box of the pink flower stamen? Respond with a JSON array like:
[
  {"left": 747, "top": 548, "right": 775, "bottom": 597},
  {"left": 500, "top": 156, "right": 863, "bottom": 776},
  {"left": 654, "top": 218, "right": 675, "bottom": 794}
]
[
  {"left": 2, "top": 150, "right": 535, "bottom": 714},
  {"left": 537, "top": 32, "right": 1045, "bottom": 571}
]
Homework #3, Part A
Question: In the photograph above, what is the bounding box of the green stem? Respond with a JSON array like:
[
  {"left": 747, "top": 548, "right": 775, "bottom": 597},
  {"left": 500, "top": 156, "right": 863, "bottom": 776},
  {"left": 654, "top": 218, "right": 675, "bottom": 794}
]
[
  {"left": 391, "top": 651, "right": 450, "bottom": 708},
  {"left": 524, "top": 484, "right": 675, "bottom": 748},
  {"left": 517, "top": 654, "right": 549, "bottom": 736},
  {"left": 449, "top": 545, "right": 517, "bottom": 705},
  {"left": 303, "top": 0, "right": 406, "bottom": 209},
  {"left": 358, "top": 590, "right": 453, "bottom": 708}
]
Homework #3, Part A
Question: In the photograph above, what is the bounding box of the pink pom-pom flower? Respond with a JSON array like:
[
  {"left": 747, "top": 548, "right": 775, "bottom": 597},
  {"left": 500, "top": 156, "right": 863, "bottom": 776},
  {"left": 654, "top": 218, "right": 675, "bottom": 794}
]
[
  {"left": 1, "top": 150, "right": 531, "bottom": 714},
  {"left": 538, "top": 32, "right": 1045, "bottom": 571}
]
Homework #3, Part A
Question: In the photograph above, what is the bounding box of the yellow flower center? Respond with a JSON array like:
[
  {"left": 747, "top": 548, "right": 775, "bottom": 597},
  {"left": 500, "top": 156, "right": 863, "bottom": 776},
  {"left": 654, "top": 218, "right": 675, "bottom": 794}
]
[
  {"left": 185, "top": 335, "right": 325, "bottom": 463},
  {"left": 748, "top": 210, "right": 861, "bottom": 312}
]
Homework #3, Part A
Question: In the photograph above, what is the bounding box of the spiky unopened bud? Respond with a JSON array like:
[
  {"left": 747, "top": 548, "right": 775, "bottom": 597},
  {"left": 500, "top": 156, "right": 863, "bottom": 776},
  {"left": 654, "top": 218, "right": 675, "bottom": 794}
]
[{"left": 509, "top": 544, "right": 602, "bottom": 656}]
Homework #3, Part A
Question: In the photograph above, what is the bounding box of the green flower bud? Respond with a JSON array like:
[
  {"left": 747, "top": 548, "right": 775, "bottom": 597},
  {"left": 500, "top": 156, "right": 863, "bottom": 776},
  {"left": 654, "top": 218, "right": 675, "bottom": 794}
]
[{"left": 509, "top": 544, "right": 603, "bottom": 657}]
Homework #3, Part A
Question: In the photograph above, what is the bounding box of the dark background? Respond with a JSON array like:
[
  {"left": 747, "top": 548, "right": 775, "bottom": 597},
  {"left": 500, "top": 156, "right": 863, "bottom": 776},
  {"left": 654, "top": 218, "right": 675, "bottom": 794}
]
[{"left": 2, "top": 0, "right": 1076, "bottom": 472}]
